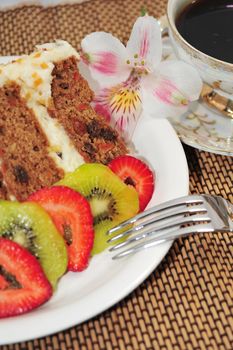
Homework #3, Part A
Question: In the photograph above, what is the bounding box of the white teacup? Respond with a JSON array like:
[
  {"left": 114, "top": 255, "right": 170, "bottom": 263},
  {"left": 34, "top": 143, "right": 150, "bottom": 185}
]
[{"left": 164, "top": 0, "right": 233, "bottom": 118}]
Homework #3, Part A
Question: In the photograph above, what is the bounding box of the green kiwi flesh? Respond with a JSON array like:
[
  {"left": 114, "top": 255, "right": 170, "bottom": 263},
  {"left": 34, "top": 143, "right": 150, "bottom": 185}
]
[
  {"left": 0, "top": 200, "right": 68, "bottom": 289},
  {"left": 57, "top": 163, "right": 139, "bottom": 255}
]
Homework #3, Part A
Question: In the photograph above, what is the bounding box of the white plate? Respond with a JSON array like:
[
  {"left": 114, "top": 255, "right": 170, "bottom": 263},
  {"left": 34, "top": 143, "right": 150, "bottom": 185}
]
[
  {"left": 0, "top": 1, "right": 89, "bottom": 10},
  {"left": 0, "top": 114, "right": 189, "bottom": 345}
]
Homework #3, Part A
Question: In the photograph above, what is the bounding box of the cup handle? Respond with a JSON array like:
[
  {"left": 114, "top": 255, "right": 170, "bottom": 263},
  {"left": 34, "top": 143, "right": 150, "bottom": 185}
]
[
  {"left": 201, "top": 84, "right": 233, "bottom": 119},
  {"left": 158, "top": 15, "right": 233, "bottom": 119}
]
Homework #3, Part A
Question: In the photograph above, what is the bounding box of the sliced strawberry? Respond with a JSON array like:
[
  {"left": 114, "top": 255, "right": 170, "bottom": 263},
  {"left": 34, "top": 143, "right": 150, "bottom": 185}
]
[
  {"left": 108, "top": 155, "right": 155, "bottom": 211},
  {"left": 0, "top": 238, "right": 52, "bottom": 318},
  {"left": 0, "top": 274, "right": 8, "bottom": 290},
  {"left": 28, "top": 186, "right": 94, "bottom": 272}
]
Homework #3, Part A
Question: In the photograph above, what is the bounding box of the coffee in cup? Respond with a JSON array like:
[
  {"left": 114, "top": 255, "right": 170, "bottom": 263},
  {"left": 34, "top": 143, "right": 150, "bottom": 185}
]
[
  {"left": 165, "top": 0, "right": 233, "bottom": 118},
  {"left": 176, "top": 0, "right": 233, "bottom": 64}
]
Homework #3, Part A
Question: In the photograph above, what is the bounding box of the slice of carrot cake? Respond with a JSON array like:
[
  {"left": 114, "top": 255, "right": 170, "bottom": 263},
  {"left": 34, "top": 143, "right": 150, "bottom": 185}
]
[{"left": 0, "top": 41, "right": 127, "bottom": 201}]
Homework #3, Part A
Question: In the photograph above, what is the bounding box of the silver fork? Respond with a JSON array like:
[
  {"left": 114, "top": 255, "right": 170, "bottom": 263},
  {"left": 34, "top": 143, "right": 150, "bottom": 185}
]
[{"left": 106, "top": 194, "right": 233, "bottom": 260}]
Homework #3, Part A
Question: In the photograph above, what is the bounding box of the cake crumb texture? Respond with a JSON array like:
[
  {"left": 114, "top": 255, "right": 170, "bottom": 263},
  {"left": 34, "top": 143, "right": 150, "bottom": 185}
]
[
  {"left": 0, "top": 83, "right": 64, "bottom": 201},
  {"left": 0, "top": 171, "right": 9, "bottom": 200},
  {"left": 49, "top": 57, "right": 128, "bottom": 164}
]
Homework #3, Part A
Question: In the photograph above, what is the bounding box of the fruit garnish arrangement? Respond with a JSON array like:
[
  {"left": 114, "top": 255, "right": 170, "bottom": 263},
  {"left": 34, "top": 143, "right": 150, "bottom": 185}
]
[{"left": 0, "top": 156, "right": 154, "bottom": 319}]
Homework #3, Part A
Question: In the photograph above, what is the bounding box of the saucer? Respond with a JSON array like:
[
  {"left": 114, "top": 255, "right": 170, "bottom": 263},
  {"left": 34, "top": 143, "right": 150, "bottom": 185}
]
[{"left": 162, "top": 37, "right": 233, "bottom": 157}]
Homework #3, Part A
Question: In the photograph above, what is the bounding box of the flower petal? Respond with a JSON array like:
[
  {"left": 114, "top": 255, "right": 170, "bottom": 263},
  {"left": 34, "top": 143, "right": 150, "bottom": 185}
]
[
  {"left": 141, "top": 60, "right": 202, "bottom": 117},
  {"left": 126, "top": 16, "right": 162, "bottom": 71},
  {"left": 157, "top": 60, "right": 203, "bottom": 101},
  {"left": 142, "top": 87, "right": 190, "bottom": 118},
  {"left": 94, "top": 73, "right": 142, "bottom": 140},
  {"left": 81, "top": 32, "right": 130, "bottom": 87}
]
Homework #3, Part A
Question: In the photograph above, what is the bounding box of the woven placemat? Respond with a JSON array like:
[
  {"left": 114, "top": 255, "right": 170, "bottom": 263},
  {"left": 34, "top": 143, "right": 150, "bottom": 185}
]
[{"left": 0, "top": 1, "right": 233, "bottom": 349}]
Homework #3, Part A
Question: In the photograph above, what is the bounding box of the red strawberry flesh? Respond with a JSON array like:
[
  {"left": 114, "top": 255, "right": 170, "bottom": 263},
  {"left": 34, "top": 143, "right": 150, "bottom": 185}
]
[
  {"left": 0, "top": 238, "right": 52, "bottom": 318},
  {"left": 28, "top": 186, "right": 94, "bottom": 272},
  {"left": 108, "top": 155, "right": 155, "bottom": 211}
]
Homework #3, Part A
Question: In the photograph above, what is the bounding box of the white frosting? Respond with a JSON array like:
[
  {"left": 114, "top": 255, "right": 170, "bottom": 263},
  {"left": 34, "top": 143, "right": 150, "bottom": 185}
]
[{"left": 0, "top": 40, "right": 84, "bottom": 172}]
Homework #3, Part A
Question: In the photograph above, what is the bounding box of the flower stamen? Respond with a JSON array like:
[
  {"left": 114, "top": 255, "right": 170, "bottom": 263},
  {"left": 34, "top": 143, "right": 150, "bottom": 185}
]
[{"left": 81, "top": 15, "right": 202, "bottom": 139}]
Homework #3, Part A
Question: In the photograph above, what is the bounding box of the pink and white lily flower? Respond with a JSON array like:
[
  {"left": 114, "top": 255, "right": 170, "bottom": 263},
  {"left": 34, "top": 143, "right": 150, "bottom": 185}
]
[{"left": 81, "top": 15, "right": 202, "bottom": 139}]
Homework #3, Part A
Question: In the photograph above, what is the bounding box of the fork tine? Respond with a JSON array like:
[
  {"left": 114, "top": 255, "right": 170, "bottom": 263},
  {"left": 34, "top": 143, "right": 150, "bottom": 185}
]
[
  {"left": 108, "top": 213, "right": 211, "bottom": 251},
  {"left": 108, "top": 203, "right": 208, "bottom": 243},
  {"left": 111, "top": 223, "right": 214, "bottom": 260},
  {"left": 107, "top": 195, "right": 204, "bottom": 235}
]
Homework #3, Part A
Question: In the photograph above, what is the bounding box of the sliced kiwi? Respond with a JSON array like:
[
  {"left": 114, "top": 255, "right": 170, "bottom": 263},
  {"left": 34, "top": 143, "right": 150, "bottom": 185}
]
[
  {"left": 57, "top": 163, "right": 139, "bottom": 255},
  {"left": 0, "top": 201, "right": 68, "bottom": 289}
]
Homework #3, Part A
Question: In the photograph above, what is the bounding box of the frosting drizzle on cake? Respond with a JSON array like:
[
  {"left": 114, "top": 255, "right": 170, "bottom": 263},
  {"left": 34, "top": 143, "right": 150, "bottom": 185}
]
[
  {"left": 0, "top": 41, "right": 85, "bottom": 173},
  {"left": 0, "top": 40, "right": 127, "bottom": 201}
]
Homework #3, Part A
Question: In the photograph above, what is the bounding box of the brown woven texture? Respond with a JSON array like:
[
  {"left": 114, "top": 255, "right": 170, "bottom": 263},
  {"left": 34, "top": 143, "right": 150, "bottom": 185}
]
[{"left": 1, "top": 1, "right": 233, "bottom": 349}]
